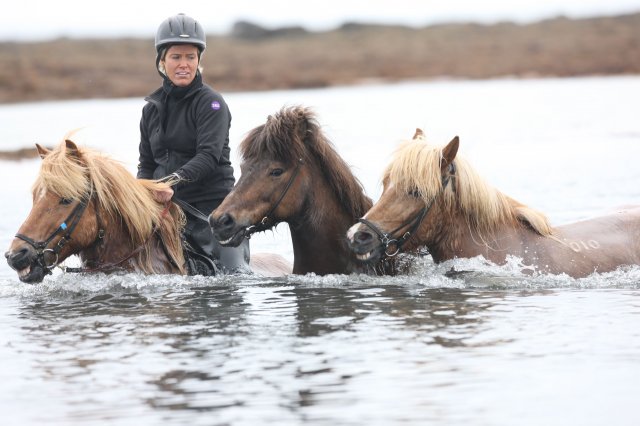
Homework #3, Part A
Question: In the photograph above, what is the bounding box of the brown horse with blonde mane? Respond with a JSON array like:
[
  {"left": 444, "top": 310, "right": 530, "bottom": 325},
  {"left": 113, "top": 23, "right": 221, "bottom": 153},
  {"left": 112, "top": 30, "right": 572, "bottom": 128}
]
[
  {"left": 5, "top": 139, "right": 290, "bottom": 283},
  {"left": 209, "top": 106, "right": 395, "bottom": 275},
  {"left": 347, "top": 130, "right": 640, "bottom": 278}
]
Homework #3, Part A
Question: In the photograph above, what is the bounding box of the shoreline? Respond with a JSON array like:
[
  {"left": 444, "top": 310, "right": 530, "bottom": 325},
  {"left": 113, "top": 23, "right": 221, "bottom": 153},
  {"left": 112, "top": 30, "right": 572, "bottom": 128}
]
[
  {"left": 1, "top": 73, "right": 639, "bottom": 107},
  {"left": 1, "top": 12, "right": 639, "bottom": 104}
]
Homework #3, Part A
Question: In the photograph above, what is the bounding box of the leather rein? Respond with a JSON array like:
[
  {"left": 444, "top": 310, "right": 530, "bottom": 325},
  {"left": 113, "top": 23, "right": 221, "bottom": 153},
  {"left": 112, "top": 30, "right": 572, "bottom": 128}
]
[{"left": 357, "top": 163, "right": 456, "bottom": 257}]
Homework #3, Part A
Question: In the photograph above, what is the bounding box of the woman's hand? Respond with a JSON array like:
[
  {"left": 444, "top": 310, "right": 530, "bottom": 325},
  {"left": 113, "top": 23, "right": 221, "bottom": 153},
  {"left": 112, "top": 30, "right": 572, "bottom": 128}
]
[{"left": 153, "top": 187, "right": 174, "bottom": 203}]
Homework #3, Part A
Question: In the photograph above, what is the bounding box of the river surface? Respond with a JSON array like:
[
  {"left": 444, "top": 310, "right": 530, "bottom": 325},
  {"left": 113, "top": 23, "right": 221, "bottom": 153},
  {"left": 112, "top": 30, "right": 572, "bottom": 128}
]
[{"left": 1, "top": 76, "right": 639, "bottom": 425}]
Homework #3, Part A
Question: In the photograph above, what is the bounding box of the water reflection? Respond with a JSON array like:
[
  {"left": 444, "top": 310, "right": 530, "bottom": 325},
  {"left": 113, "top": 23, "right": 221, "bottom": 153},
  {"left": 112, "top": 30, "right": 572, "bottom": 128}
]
[
  {"left": 9, "top": 274, "right": 636, "bottom": 424},
  {"left": 285, "top": 283, "right": 524, "bottom": 347},
  {"left": 16, "top": 280, "right": 499, "bottom": 411}
]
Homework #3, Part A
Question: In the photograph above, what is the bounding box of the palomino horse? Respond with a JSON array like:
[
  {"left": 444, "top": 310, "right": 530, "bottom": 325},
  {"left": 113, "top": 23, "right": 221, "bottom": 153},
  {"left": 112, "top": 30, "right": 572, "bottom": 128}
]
[
  {"left": 5, "top": 139, "right": 291, "bottom": 283},
  {"left": 347, "top": 130, "right": 640, "bottom": 278},
  {"left": 209, "top": 106, "right": 395, "bottom": 275}
]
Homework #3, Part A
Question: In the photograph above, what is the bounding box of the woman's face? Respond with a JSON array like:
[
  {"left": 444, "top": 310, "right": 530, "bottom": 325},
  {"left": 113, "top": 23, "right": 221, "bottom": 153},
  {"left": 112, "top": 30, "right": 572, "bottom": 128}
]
[{"left": 161, "top": 44, "right": 200, "bottom": 87}]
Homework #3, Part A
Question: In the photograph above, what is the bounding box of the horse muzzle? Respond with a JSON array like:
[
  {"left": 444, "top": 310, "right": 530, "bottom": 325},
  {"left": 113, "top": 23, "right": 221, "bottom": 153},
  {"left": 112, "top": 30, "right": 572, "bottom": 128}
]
[
  {"left": 209, "top": 213, "right": 248, "bottom": 248},
  {"left": 5, "top": 245, "right": 49, "bottom": 283},
  {"left": 347, "top": 225, "right": 385, "bottom": 265}
]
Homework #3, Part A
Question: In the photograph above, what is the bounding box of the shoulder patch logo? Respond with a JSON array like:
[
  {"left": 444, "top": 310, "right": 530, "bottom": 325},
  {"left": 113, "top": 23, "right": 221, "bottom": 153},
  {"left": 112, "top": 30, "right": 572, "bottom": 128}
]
[{"left": 211, "top": 101, "right": 221, "bottom": 111}]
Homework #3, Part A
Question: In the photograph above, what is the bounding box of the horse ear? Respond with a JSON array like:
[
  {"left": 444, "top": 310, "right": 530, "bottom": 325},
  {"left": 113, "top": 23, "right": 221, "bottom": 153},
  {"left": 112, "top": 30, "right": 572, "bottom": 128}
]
[
  {"left": 64, "top": 139, "right": 82, "bottom": 160},
  {"left": 35, "top": 143, "right": 50, "bottom": 159},
  {"left": 412, "top": 128, "right": 424, "bottom": 140},
  {"left": 441, "top": 136, "right": 459, "bottom": 171}
]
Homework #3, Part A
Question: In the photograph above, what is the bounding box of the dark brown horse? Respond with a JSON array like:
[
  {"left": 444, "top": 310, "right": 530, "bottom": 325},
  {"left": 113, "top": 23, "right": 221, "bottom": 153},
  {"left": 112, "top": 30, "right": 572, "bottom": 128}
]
[
  {"left": 347, "top": 130, "right": 640, "bottom": 278},
  {"left": 209, "top": 106, "right": 394, "bottom": 275},
  {"left": 5, "top": 139, "right": 290, "bottom": 283}
]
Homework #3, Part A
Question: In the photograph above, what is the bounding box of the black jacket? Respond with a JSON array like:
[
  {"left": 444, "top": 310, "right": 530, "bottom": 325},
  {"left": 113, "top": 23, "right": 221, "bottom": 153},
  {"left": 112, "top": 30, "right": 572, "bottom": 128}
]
[{"left": 137, "top": 74, "right": 235, "bottom": 203}]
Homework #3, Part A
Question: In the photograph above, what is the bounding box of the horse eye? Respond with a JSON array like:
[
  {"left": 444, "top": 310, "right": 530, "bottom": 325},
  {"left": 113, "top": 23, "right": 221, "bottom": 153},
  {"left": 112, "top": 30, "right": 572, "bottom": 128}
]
[
  {"left": 60, "top": 198, "right": 73, "bottom": 205},
  {"left": 408, "top": 189, "right": 421, "bottom": 198},
  {"left": 270, "top": 168, "right": 284, "bottom": 177}
]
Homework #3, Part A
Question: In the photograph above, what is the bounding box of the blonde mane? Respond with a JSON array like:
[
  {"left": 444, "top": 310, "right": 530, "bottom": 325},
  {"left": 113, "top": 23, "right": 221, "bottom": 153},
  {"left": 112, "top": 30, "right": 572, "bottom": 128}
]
[
  {"left": 384, "top": 136, "right": 554, "bottom": 238},
  {"left": 34, "top": 140, "right": 186, "bottom": 273}
]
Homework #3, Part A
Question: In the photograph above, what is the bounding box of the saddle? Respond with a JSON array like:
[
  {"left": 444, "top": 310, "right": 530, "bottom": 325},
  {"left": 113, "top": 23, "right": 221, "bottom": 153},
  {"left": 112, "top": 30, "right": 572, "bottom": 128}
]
[
  {"left": 157, "top": 232, "right": 218, "bottom": 276},
  {"left": 183, "top": 243, "right": 219, "bottom": 276}
]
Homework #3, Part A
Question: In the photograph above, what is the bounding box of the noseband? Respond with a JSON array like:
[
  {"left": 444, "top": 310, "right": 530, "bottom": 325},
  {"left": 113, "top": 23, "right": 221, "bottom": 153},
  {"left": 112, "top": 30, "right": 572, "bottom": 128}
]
[
  {"left": 358, "top": 163, "right": 455, "bottom": 257},
  {"left": 244, "top": 158, "right": 303, "bottom": 238}
]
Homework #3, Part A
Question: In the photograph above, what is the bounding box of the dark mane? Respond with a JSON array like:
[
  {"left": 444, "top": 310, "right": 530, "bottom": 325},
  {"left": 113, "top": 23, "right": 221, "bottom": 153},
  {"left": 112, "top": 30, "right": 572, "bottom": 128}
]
[{"left": 240, "top": 105, "right": 372, "bottom": 219}]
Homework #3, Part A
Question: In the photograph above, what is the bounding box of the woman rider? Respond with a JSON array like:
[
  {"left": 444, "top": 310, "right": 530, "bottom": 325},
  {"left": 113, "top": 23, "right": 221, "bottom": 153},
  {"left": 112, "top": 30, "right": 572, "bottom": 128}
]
[{"left": 137, "top": 13, "right": 250, "bottom": 275}]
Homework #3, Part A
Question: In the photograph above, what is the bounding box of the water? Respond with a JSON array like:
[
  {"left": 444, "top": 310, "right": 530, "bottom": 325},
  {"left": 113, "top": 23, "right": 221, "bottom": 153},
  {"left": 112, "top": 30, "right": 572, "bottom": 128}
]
[{"left": 1, "top": 77, "right": 640, "bottom": 425}]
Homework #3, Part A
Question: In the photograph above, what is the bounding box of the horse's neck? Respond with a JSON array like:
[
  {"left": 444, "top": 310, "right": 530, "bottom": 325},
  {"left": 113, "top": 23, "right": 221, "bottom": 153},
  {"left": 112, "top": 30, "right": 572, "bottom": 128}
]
[
  {"left": 426, "top": 204, "right": 524, "bottom": 263},
  {"left": 288, "top": 181, "right": 362, "bottom": 275},
  {"left": 78, "top": 221, "right": 133, "bottom": 270},
  {"left": 79, "top": 219, "right": 176, "bottom": 273}
]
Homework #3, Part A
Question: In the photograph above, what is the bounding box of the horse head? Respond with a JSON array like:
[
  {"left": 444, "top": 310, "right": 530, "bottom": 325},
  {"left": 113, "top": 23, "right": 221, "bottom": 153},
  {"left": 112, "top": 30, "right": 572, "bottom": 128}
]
[
  {"left": 210, "top": 105, "right": 375, "bottom": 275},
  {"left": 209, "top": 106, "right": 315, "bottom": 247},
  {"left": 5, "top": 140, "right": 103, "bottom": 283},
  {"left": 347, "top": 132, "right": 459, "bottom": 264},
  {"left": 5, "top": 138, "right": 186, "bottom": 283}
]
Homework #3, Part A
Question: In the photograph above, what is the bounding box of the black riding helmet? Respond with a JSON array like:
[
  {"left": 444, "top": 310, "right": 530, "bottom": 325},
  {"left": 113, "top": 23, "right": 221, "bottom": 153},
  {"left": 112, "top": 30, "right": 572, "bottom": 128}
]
[{"left": 155, "top": 13, "right": 206, "bottom": 77}]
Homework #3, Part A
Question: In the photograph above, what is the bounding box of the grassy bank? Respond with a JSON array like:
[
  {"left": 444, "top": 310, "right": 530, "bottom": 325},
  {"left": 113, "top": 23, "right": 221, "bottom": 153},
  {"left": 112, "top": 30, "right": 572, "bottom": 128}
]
[{"left": 1, "top": 12, "right": 639, "bottom": 104}]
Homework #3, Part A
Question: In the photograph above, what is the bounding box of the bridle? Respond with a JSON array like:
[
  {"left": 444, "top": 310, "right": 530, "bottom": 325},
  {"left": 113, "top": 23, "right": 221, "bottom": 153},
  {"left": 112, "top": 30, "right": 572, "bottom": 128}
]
[
  {"left": 15, "top": 188, "right": 104, "bottom": 275},
  {"left": 15, "top": 189, "right": 175, "bottom": 275},
  {"left": 244, "top": 158, "right": 303, "bottom": 239},
  {"left": 357, "top": 163, "right": 455, "bottom": 257}
]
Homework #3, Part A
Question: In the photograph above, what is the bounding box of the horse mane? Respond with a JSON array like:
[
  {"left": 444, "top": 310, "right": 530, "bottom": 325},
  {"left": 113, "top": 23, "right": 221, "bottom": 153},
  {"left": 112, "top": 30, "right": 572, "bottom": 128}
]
[
  {"left": 384, "top": 136, "right": 554, "bottom": 238},
  {"left": 240, "top": 105, "right": 372, "bottom": 220},
  {"left": 34, "top": 139, "right": 186, "bottom": 274}
]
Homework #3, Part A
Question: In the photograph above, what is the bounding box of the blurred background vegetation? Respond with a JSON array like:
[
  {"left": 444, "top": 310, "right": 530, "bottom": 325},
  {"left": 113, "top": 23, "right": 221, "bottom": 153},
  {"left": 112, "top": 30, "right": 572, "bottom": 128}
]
[{"left": 1, "top": 12, "right": 639, "bottom": 104}]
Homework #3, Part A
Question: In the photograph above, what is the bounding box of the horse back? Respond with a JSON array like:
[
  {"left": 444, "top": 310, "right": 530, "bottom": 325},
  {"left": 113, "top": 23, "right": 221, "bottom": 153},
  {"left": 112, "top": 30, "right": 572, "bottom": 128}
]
[
  {"left": 541, "top": 206, "right": 640, "bottom": 275},
  {"left": 250, "top": 253, "right": 293, "bottom": 277}
]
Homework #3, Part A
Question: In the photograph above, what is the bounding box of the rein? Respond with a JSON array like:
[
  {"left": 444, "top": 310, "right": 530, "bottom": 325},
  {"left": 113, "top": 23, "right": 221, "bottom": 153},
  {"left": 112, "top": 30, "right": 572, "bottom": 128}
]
[
  {"left": 358, "top": 163, "right": 455, "bottom": 257},
  {"left": 173, "top": 197, "right": 209, "bottom": 222},
  {"left": 63, "top": 202, "right": 173, "bottom": 274},
  {"left": 244, "top": 158, "right": 303, "bottom": 239}
]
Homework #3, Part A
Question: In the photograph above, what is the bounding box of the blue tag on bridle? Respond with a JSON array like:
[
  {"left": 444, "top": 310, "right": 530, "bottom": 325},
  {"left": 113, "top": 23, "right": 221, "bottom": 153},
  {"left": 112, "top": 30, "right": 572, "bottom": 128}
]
[{"left": 60, "top": 223, "right": 68, "bottom": 230}]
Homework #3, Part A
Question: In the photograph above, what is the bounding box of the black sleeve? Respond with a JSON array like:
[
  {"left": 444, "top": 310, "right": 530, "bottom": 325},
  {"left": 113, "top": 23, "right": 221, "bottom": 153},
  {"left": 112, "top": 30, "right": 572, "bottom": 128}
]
[
  {"left": 137, "top": 107, "right": 156, "bottom": 179},
  {"left": 174, "top": 92, "right": 231, "bottom": 184}
]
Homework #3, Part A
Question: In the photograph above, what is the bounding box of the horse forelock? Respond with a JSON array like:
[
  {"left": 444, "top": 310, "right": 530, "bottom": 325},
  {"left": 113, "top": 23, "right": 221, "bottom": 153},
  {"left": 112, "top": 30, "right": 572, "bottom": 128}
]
[
  {"left": 241, "top": 106, "right": 371, "bottom": 220},
  {"left": 385, "top": 138, "right": 554, "bottom": 237},
  {"left": 34, "top": 140, "right": 186, "bottom": 273},
  {"left": 384, "top": 140, "right": 445, "bottom": 203},
  {"left": 240, "top": 106, "right": 309, "bottom": 164},
  {"left": 35, "top": 143, "right": 90, "bottom": 201}
]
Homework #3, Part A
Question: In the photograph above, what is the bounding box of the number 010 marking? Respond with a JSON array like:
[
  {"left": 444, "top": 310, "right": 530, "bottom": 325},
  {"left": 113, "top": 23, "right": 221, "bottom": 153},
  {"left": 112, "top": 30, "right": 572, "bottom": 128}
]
[{"left": 569, "top": 240, "right": 601, "bottom": 252}]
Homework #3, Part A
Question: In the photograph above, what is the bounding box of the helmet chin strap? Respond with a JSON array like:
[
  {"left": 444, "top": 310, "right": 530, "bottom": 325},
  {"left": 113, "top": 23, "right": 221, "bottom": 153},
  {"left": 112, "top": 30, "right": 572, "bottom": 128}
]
[{"left": 156, "top": 47, "right": 167, "bottom": 78}]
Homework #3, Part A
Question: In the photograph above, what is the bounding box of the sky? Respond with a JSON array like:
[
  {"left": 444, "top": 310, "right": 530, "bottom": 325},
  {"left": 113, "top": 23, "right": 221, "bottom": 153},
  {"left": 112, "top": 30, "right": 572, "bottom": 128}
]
[{"left": 3, "top": 0, "right": 640, "bottom": 41}]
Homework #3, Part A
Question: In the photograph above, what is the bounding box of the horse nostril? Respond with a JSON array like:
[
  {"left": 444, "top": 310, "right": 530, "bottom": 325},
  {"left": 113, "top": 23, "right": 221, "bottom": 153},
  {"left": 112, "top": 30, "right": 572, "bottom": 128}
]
[
  {"left": 6, "top": 247, "right": 31, "bottom": 269},
  {"left": 219, "top": 213, "right": 235, "bottom": 228},
  {"left": 211, "top": 213, "right": 235, "bottom": 231},
  {"left": 354, "top": 230, "right": 374, "bottom": 244},
  {"left": 14, "top": 247, "right": 29, "bottom": 260}
]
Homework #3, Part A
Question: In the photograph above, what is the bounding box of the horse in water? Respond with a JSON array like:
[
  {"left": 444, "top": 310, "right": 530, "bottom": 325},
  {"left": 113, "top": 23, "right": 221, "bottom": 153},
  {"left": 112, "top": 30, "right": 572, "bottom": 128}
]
[
  {"left": 5, "top": 139, "right": 291, "bottom": 283},
  {"left": 209, "top": 106, "right": 395, "bottom": 275},
  {"left": 347, "top": 130, "right": 640, "bottom": 278}
]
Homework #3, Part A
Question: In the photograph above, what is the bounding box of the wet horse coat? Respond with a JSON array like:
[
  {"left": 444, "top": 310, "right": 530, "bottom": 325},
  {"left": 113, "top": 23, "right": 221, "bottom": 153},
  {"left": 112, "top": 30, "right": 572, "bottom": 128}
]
[{"left": 347, "top": 131, "right": 640, "bottom": 278}]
